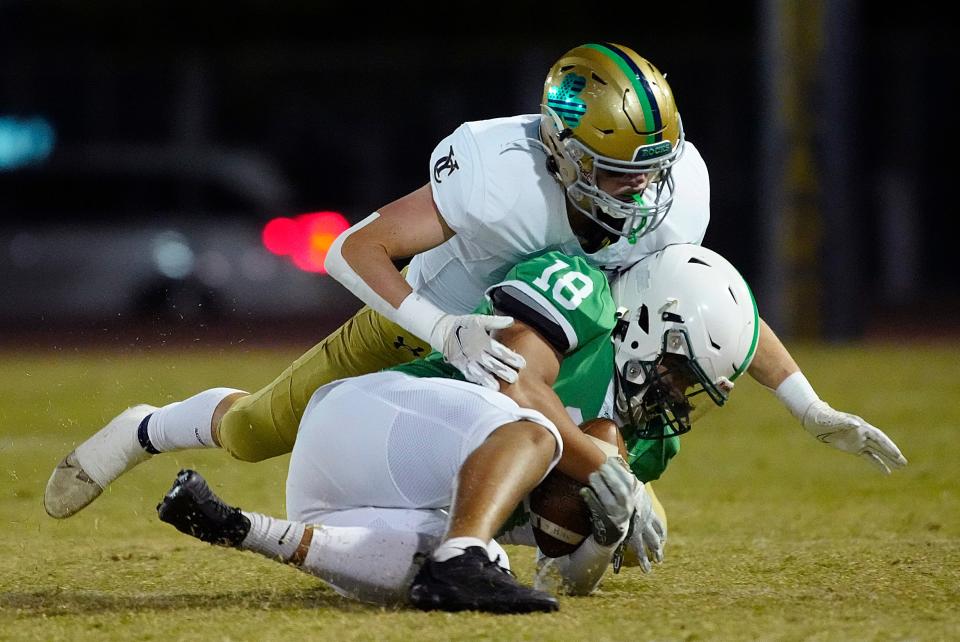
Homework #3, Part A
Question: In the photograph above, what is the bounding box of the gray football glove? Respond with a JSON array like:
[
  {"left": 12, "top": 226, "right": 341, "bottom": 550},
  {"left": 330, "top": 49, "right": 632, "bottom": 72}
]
[
  {"left": 580, "top": 459, "right": 637, "bottom": 547},
  {"left": 625, "top": 487, "right": 666, "bottom": 574}
]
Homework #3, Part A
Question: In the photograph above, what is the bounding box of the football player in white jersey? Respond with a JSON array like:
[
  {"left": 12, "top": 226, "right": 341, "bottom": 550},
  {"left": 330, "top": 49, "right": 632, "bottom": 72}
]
[
  {"left": 45, "top": 43, "right": 906, "bottom": 545},
  {"left": 152, "top": 245, "right": 764, "bottom": 613}
]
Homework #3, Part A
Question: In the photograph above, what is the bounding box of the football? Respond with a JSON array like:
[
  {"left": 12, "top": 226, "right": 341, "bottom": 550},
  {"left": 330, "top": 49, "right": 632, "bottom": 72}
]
[{"left": 528, "top": 418, "right": 628, "bottom": 557}]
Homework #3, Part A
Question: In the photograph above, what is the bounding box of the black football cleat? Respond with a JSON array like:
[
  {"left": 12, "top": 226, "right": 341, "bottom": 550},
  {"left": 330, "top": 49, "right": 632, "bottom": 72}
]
[
  {"left": 157, "top": 469, "right": 250, "bottom": 547},
  {"left": 408, "top": 546, "right": 559, "bottom": 614}
]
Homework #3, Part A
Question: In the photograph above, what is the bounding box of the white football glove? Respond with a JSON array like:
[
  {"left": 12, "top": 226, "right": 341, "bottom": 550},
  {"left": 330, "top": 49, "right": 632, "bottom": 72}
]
[
  {"left": 624, "top": 483, "right": 666, "bottom": 574},
  {"left": 580, "top": 459, "right": 637, "bottom": 547},
  {"left": 432, "top": 313, "right": 526, "bottom": 389},
  {"left": 802, "top": 400, "right": 908, "bottom": 474}
]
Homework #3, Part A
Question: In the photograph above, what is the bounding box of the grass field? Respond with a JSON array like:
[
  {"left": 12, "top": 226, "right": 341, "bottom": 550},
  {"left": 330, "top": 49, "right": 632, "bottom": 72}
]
[{"left": 1, "top": 341, "right": 958, "bottom": 641}]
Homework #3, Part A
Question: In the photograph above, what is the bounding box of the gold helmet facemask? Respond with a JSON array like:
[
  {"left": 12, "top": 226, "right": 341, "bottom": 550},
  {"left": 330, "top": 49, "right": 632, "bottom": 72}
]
[{"left": 539, "top": 43, "right": 685, "bottom": 242}]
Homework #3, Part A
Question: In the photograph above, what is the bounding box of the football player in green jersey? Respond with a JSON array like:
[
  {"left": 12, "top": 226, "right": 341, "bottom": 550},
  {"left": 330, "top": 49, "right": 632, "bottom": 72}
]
[{"left": 154, "top": 244, "right": 761, "bottom": 612}]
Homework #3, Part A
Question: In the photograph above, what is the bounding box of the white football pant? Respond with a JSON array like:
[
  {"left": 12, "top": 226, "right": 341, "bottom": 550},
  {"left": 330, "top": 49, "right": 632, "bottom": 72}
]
[{"left": 282, "top": 371, "right": 560, "bottom": 604}]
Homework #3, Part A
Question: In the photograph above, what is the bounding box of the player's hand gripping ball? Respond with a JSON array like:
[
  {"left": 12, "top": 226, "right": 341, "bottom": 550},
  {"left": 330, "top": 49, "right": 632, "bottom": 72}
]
[{"left": 528, "top": 418, "right": 628, "bottom": 557}]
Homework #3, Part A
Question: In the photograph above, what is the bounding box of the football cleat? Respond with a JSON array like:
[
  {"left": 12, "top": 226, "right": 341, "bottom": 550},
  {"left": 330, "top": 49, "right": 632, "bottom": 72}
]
[
  {"left": 44, "top": 404, "right": 157, "bottom": 519},
  {"left": 157, "top": 469, "right": 250, "bottom": 547},
  {"left": 408, "top": 546, "right": 559, "bottom": 614}
]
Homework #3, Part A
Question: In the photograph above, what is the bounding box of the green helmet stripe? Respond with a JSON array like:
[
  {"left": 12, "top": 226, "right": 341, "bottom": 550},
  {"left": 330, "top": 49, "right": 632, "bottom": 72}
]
[
  {"left": 584, "top": 43, "right": 660, "bottom": 145},
  {"left": 730, "top": 281, "right": 760, "bottom": 381}
]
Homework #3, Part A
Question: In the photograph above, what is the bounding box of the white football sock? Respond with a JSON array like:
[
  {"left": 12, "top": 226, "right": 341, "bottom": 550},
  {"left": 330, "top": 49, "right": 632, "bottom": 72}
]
[
  {"left": 239, "top": 512, "right": 307, "bottom": 562},
  {"left": 432, "top": 536, "right": 490, "bottom": 562},
  {"left": 143, "top": 387, "right": 244, "bottom": 452},
  {"left": 298, "top": 524, "right": 437, "bottom": 604},
  {"left": 238, "top": 515, "right": 436, "bottom": 605}
]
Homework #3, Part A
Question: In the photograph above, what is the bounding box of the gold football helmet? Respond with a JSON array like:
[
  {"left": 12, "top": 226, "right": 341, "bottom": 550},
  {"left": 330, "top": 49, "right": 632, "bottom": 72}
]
[{"left": 540, "top": 43, "right": 685, "bottom": 242}]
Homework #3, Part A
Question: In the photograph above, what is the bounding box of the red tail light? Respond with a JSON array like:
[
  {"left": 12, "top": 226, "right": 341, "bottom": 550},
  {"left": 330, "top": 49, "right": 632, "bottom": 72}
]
[{"left": 262, "top": 211, "right": 350, "bottom": 274}]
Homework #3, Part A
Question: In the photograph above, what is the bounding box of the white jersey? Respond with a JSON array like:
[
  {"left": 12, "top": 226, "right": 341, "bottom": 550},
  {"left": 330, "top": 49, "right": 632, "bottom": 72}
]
[{"left": 407, "top": 114, "right": 710, "bottom": 313}]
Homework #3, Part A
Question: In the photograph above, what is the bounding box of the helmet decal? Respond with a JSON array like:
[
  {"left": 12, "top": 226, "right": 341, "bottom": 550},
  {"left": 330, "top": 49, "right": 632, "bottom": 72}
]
[
  {"left": 633, "top": 141, "right": 673, "bottom": 161},
  {"left": 546, "top": 74, "right": 587, "bottom": 128}
]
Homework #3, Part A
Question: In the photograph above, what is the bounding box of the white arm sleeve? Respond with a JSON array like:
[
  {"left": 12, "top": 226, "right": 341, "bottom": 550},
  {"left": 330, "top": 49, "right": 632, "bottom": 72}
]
[
  {"left": 533, "top": 537, "right": 618, "bottom": 596},
  {"left": 324, "top": 212, "right": 447, "bottom": 347}
]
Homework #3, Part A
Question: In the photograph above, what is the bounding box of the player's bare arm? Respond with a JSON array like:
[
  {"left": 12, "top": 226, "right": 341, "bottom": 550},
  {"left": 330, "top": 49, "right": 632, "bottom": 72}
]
[
  {"left": 335, "top": 183, "right": 454, "bottom": 308},
  {"left": 493, "top": 321, "right": 606, "bottom": 483},
  {"left": 747, "top": 318, "right": 800, "bottom": 388}
]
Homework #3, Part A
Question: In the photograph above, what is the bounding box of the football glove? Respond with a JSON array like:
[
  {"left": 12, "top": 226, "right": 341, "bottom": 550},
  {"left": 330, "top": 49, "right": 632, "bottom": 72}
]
[
  {"left": 432, "top": 313, "right": 526, "bottom": 390},
  {"left": 623, "top": 488, "right": 666, "bottom": 574},
  {"left": 580, "top": 459, "right": 637, "bottom": 547},
  {"left": 802, "top": 400, "right": 908, "bottom": 474}
]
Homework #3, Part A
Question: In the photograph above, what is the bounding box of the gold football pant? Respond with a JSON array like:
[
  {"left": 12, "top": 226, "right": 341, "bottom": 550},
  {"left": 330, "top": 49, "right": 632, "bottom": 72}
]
[{"left": 218, "top": 305, "right": 430, "bottom": 462}]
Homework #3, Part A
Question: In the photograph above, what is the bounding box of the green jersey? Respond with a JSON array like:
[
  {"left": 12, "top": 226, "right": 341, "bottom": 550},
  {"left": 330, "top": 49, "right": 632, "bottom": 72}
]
[
  {"left": 620, "top": 418, "right": 680, "bottom": 483},
  {"left": 389, "top": 250, "right": 678, "bottom": 482},
  {"left": 391, "top": 251, "right": 615, "bottom": 418}
]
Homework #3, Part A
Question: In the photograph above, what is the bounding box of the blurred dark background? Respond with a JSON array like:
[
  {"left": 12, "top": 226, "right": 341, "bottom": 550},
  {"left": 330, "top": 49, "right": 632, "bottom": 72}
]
[{"left": 0, "top": 1, "right": 956, "bottom": 345}]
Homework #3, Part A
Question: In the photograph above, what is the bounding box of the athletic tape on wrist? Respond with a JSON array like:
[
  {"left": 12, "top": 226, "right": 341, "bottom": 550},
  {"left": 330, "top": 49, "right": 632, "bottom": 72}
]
[
  {"left": 325, "top": 212, "right": 446, "bottom": 347},
  {"left": 774, "top": 371, "right": 821, "bottom": 421},
  {"left": 395, "top": 292, "right": 447, "bottom": 350}
]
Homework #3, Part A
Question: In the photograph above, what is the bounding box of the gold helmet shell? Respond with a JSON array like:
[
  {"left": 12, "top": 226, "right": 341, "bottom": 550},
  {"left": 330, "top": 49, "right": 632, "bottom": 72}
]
[{"left": 540, "top": 43, "right": 685, "bottom": 241}]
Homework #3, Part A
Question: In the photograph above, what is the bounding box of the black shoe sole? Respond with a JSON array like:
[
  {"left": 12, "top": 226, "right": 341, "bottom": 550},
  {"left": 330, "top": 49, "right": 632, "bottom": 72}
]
[
  {"left": 157, "top": 470, "right": 248, "bottom": 546},
  {"left": 157, "top": 471, "right": 206, "bottom": 536}
]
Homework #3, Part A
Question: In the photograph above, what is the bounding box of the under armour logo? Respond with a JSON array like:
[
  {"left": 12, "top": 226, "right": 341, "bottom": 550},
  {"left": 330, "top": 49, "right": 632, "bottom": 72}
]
[
  {"left": 394, "top": 336, "right": 425, "bottom": 357},
  {"left": 433, "top": 146, "right": 460, "bottom": 183}
]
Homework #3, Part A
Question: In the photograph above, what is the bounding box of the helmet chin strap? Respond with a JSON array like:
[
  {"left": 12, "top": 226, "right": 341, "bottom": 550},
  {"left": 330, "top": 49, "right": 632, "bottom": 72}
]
[
  {"left": 567, "top": 184, "right": 660, "bottom": 245},
  {"left": 613, "top": 366, "right": 649, "bottom": 428}
]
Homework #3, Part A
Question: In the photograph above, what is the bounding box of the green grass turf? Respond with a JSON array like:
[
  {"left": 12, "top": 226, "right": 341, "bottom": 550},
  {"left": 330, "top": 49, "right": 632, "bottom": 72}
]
[{"left": 1, "top": 342, "right": 958, "bottom": 641}]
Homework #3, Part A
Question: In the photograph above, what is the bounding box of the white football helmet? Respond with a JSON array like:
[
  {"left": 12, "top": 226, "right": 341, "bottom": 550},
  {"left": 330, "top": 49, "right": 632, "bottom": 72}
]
[{"left": 611, "top": 244, "right": 759, "bottom": 438}]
